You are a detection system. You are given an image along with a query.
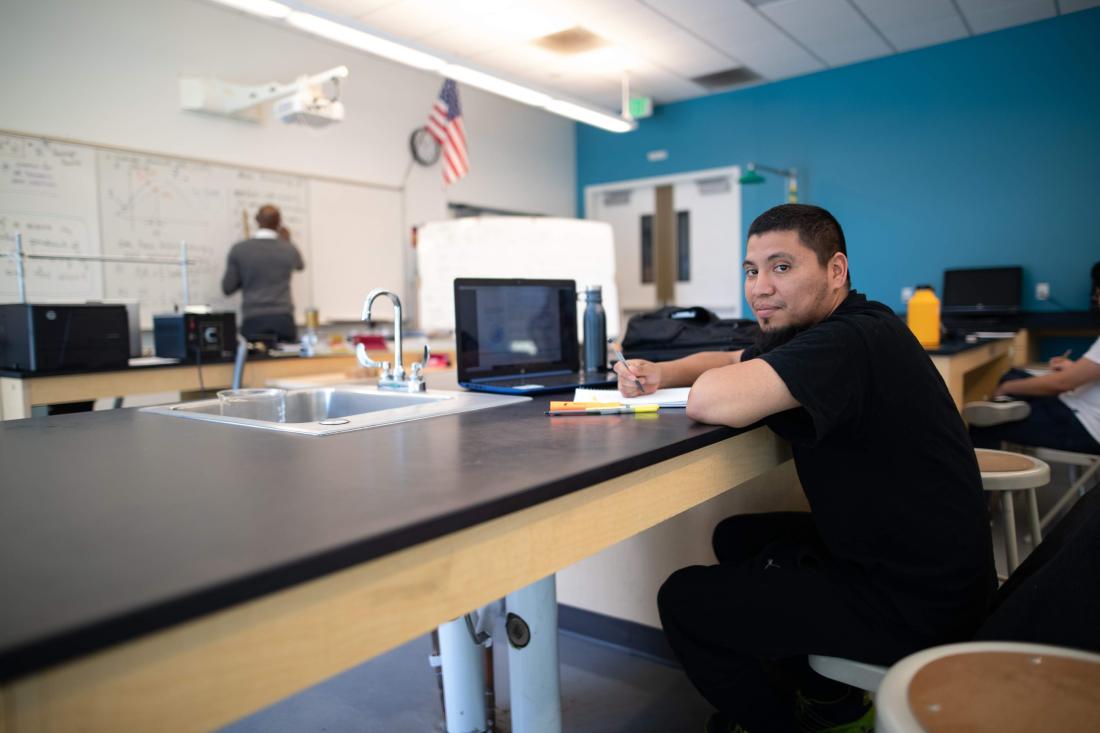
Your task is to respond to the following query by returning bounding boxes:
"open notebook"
[573,386,690,408]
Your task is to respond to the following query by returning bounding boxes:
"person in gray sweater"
[222,205,304,343]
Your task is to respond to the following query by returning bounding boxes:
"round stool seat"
[876,641,1100,732]
[975,448,1049,491]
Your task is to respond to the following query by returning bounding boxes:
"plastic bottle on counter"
[907,285,941,349]
[583,285,607,371]
[301,307,320,356]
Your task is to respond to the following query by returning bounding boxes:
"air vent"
[696,176,731,196]
[602,190,632,207]
[533,26,608,55]
[745,0,786,7]
[691,67,762,90]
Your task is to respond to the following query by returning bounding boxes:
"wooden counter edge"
[2,427,790,733]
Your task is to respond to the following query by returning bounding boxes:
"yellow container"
[907,286,941,349]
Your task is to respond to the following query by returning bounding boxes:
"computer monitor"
[942,266,1023,315]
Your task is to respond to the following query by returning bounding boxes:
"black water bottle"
[583,285,606,372]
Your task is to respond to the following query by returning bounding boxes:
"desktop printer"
[0,303,131,372]
[153,311,237,363]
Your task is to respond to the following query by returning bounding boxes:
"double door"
[586,168,742,318]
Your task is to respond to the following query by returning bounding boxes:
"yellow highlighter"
[545,404,660,416]
[549,401,622,410]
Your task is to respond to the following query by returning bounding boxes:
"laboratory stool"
[1026,448,1100,531]
[874,641,1100,733]
[974,448,1049,576]
[808,655,887,695]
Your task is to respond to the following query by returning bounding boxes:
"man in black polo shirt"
[614,204,994,732]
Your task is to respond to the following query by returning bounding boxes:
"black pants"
[657,513,926,731]
[969,370,1100,454]
[241,313,297,344]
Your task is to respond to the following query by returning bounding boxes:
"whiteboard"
[416,217,621,337]
[0,136,103,300]
[97,150,310,327]
[309,179,404,322]
[0,131,402,330]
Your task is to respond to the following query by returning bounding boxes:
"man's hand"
[1050,353,1074,372]
[614,359,661,396]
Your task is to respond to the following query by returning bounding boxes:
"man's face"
[743,230,836,332]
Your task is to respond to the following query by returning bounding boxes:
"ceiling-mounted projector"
[180,66,349,127]
[273,92,345,127]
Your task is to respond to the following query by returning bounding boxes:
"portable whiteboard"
[416,217,620,337]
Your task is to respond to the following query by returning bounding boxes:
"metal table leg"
[438,616,488,733]
[505,575,562,733]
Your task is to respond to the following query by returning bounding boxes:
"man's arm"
[997,357,1100,398]
[686,358,800,428]
[221,251,241,296]
[614,350,742,396]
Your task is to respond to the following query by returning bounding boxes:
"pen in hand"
[608,338,645,393]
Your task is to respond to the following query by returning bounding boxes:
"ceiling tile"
[654,0,825,80]
[620,59,709,103]
[1057,0,1100,11]
[416,22,517,58]
[745,51,827,80]
[303,0,400,19]
[956,0,1057,34]
[759,0,894,66]
[357,0,471,39]
[561,0,741,79]
[851,0,970,51]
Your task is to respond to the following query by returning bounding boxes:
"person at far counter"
[222,204,304,343]
[965,338,1100,455]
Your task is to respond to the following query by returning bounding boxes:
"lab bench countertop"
[0,393,740,682]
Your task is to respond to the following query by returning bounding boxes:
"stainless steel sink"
[141,386,530,435]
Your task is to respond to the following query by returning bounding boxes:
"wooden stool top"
[908,650,1100,732]
[975,450,1038,473]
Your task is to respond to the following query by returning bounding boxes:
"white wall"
[0,0,575,226]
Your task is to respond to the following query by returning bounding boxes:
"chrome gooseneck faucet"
[358,289,429,392]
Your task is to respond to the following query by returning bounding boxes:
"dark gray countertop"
[0,393,739,681]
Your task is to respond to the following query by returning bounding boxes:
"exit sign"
[628,95,653,119]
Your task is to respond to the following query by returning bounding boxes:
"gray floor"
[221,463,1090,733]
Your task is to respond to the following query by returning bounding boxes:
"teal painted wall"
[577,9,1100,315]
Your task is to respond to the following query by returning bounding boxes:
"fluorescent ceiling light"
[209,0,291,18]
[544,100,635,133]
[272,8,632,132]
[442,65,551,107]
[286,12,445,71]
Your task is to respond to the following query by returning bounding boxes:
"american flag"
[426,79,468,185]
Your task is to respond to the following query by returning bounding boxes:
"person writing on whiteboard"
[613,204,994,732]
[221,205,304,343]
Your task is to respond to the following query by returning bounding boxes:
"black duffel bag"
[621,306,759,362]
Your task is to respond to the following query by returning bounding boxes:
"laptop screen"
[454,278,579,381]
[942,266,1023,315]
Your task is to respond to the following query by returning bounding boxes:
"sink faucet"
[358,289,429,392]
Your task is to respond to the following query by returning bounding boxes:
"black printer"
[0,303,130,372]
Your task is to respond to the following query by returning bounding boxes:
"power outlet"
[1036,282,1050,301]
[901,286,914,304]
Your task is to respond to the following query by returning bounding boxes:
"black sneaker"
[963,399,1030,427]
[704,711,751,733]
[794,689,874,733]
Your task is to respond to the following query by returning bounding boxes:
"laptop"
[454,277,617,395]
[942,266,1023,335]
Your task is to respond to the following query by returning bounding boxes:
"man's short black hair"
[748,204,849,284]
